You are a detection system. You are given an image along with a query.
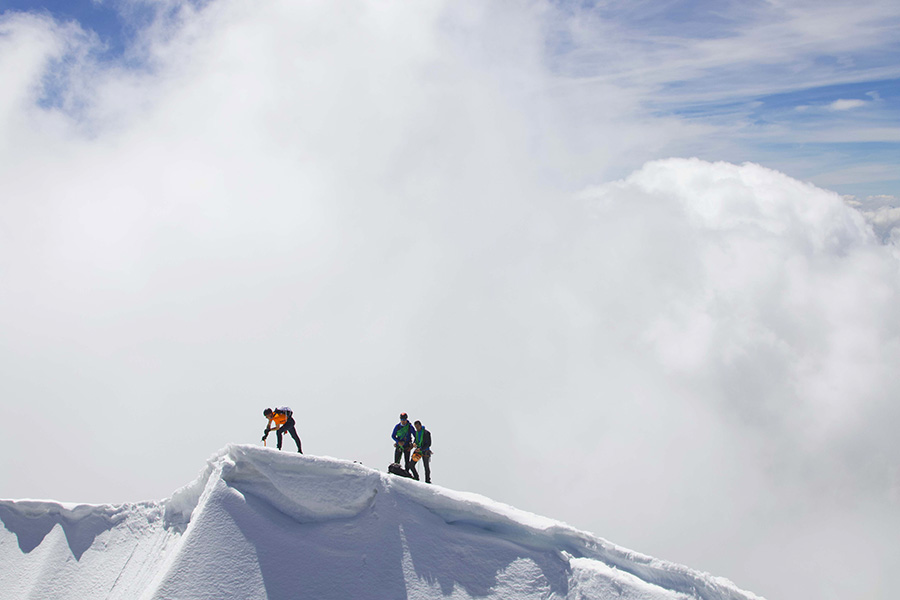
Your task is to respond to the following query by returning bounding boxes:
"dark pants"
[410,453,431,483]
[277,417,302,452]
[394,444,411,469]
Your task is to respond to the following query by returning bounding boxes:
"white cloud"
[1,3,900,600]
[846,199,900,242]
[828,98,868,111]
[575,159,900,598]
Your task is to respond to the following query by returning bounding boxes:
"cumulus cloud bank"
[1,2,899,599]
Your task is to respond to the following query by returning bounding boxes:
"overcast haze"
[1,1,899,599]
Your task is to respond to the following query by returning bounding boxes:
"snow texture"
[0,445,764,600]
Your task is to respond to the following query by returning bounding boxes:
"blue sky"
[2,0,898,199]
[1,0,132,56]
[663,77,900,197]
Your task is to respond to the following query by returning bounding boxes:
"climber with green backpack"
[409,420,432,484]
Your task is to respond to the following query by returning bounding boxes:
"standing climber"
[410,420,432,484]
[391,412,414,470]
[263,406,303,452]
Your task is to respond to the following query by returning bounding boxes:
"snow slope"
[0,445,764,600]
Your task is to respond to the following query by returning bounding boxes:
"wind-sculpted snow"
[0,499,177,599]
[221,445,382,522]
[0,445,764,600]
[0,500,127,558]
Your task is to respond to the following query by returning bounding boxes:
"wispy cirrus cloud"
[555,0,900,98]
[548,0,900,193]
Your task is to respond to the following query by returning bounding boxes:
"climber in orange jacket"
[262,406,303,452]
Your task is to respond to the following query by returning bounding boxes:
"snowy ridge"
[0,445,764,600]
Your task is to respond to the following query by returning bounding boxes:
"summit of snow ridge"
[166,444,382,527]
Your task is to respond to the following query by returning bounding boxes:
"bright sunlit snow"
[0,445,763,600]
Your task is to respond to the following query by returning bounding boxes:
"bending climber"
[262,406,303,452]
